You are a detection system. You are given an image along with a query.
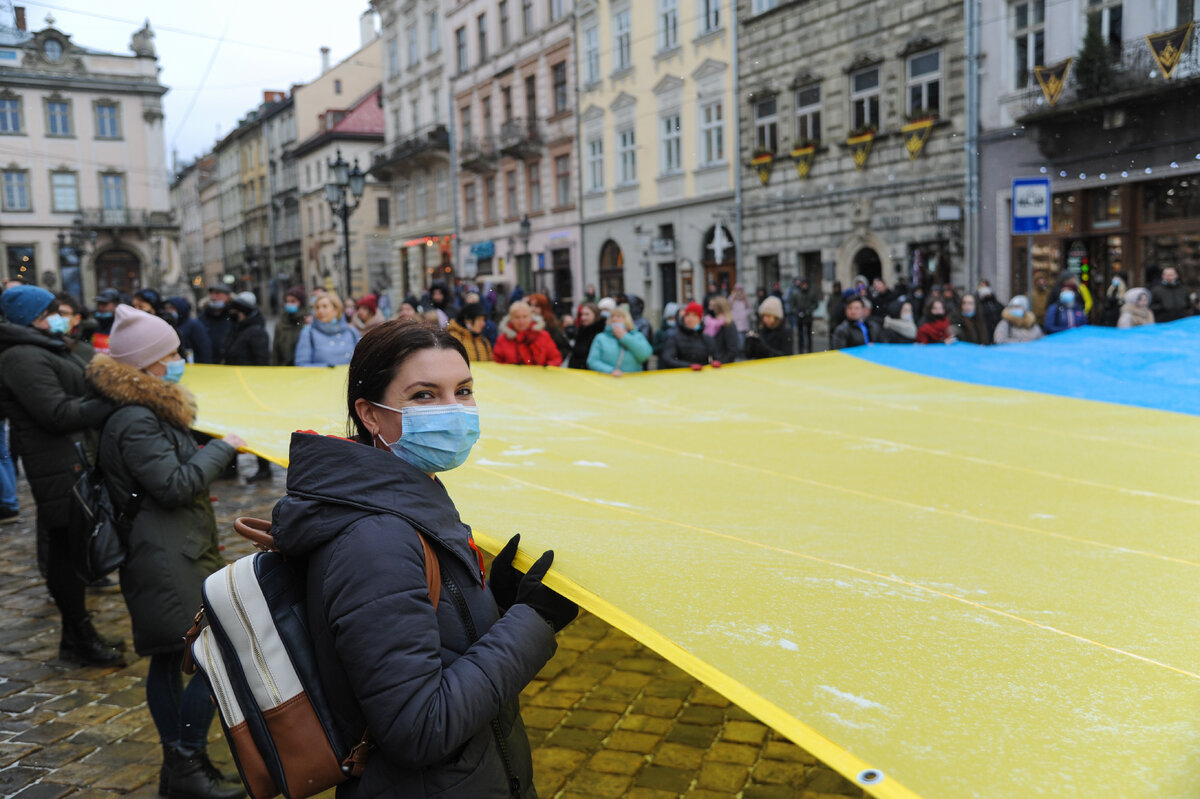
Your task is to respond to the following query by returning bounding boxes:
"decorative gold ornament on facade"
[1147,21,1194,79]
[751,152,774,185]
[901,118,934,161]
[1034,58,1073,106]
[790,144,816,179]
[846,132,873,171]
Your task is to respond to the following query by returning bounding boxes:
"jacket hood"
[272,433,478,573]
[0,320,68,354]
[627,294,645,318]
[167,295,193,321]
[86,354,197,429]
[235,309,266,331]
[498,312,545,340]
[1123,287,1151,306]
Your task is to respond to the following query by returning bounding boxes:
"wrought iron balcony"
[459,136,498,173]
[78,208,175,231]
[498,118,542,160]
[370,123,451,179]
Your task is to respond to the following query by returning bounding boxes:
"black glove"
[488,533,522,613]
[515,550,578,633]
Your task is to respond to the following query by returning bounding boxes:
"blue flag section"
[847,317,1200,417]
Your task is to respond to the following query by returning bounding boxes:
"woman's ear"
[355,398,381,438]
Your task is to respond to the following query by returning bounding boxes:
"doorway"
[94,248,142,296]
[851,247,882,283]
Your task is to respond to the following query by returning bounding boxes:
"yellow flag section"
[184,356,1200,799]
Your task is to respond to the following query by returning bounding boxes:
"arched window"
[599,239,624,298]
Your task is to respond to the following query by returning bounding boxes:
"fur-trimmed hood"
[1001,307,1036,329]
[86,354,197,429]
[498,311,546,340]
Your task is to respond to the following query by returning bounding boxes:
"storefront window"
[1088,187,1121,230]
[1141,176,1200,223]
[1052,192,1075,233]
[1143,232,1200,287]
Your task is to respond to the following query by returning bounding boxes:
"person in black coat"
[660,301,715,369]
[744,296,793,359]
[0,285,121,666]
[198,286,233,363]
[567,302,606,369]
[831,296,883,349]
[273,321,575,798]
[163,295,212,364]
[223,291,272,482]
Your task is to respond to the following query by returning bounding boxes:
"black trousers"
[40,519,86,627]
[796,315,814,353]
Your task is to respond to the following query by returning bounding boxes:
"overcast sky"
[19,0,369,167]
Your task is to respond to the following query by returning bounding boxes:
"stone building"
[979,0,1200,301]
[168,153,213,294]
[262,96,301,303]
[737,0,965,294]
[0,6,175,301]
[447,0,581,301]
[575,0,737,313]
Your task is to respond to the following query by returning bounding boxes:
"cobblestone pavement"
[1,455,868,799]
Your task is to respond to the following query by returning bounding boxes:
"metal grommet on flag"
[856,769,884,786]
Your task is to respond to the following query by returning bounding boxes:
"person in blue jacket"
[1043,285,1088,334]
[295,291,360,366]
[273,320,576,798]
[163,295,212,363]
[587,305,652,376]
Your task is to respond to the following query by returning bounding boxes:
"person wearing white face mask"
[0,284,121,665]
[87,305,246,799]
[271,320,576,798]
[992,295,1044,344]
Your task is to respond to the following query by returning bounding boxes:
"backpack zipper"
[442,575,522,798]
[226,564,282,705]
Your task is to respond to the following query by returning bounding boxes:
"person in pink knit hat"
[85,305,247,799]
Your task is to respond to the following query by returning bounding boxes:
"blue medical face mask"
[371,401,480,473]
[95,311,113,320]
[284,303,300,314]
[46,314,71,335]
[161,359,186,384]
[1011,308,1025,318]
[1060,290,1076,306]
[963,309,976,318]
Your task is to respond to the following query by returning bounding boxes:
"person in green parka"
[86,305,246,799]
[271,285,307,366]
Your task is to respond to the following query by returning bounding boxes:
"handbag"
[69,441,143,582]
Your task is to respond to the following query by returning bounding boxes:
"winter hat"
[683,301,704,318]
[1,285,55,327]
[95,288,122,304]
[285,286,306,304]
[230,291,257,314]
[1008,295,1030,312]
[758,295,784,319]
[109,305,180,369]
[358,293,378,314]
[597,297,617,314]
[134,288,162,308]
[208,284,232,296]
[662,301,680,324]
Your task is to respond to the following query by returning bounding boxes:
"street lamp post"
[324,148,367,298]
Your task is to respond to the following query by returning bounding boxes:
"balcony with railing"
[459,136,498,173]
[498,118,542,160]
[370,123,451,179]
[78,208,175,231]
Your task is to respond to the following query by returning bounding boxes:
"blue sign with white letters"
[1012,178,1051,234]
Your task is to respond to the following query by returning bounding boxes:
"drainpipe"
[731,1,744,290]
[964,0,980,288]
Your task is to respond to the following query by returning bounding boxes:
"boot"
[81,614,126,651]
[59,616,125,667]
[161,746,244,799]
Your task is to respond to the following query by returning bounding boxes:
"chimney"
[14,5,25,31]
[359,10,377,47]
[320,46,331,74]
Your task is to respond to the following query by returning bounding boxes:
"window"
[525,76,537,119]
[584,26,600,85]
[618,128,636,184]
[700,0,720,33]
[906,50,941,118]
[51,171,78,212]
[661,114,681,173]
[44,39,62,61]
[436,168,449,213]
[522,0,535,35]
[388,37,400,77]
[485,175,497,221]
[397,183,409,223]
[482,96,493,136]
[0,97,21,133]
[408,25,419,66]
[500,0,511,47]
[555,154,571,206]
[101,173,125,210]
[415,175,427,218]
[460,106,473,144]
[334,79,343,95]
[432,88,441,123]
[752,0,776,14]
[552,62,568,113]
[794,85,821,144]
[464,181,478,226]
[478,13,488,62]
[1087,0,1123,59]
[700,100,724,164]
[587,138,604,190]
[2,171,29,211]
[502,86,513,121]
[6,246,34,281]
[659,0,679,51]
[377,197,390,227]
[754,97,778,153]
[614,10,632,70]
[428,11,440,53]
[850,67,880,131]
[392,108,401,138]
[95,102,120,139]
[46,100,71,136]
[455,27,468,72]
[527,160,542,210]
[550,0,565,21]
[1012,0,1045,89]
[506,169,518,216]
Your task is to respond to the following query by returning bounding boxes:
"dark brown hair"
[346,319,470,444]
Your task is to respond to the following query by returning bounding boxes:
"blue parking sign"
[1012,178,1051,234]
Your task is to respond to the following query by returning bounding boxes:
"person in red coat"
[493,300,564,366]
[916,298,957,344]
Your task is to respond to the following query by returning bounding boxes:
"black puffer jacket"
[744,322,792,360]
[273,433,555,798]
[222,310,270,366]
[568,318,606,369]
[660,326,714,368]
[0,322,112,528]
[87,355,235,655]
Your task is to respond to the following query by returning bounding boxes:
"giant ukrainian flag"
[183,319,1200,799]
